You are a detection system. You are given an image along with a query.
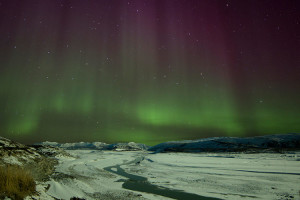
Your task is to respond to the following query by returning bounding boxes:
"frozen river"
[46,150,300,200]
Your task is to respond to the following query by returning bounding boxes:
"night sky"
[0,0,299,145]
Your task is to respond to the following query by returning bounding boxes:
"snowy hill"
[0,136,62,199]
[106,142,149,151]
[36,134,300,152]
[0,136,42,165]
[36,141,149,151]
[0,136,71,173]
[36,141,108,150]
[148,133,300,153]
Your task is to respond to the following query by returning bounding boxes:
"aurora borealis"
[0,0,299,145]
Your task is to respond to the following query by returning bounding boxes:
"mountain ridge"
[34,133,300,153]
[149,133,300,153]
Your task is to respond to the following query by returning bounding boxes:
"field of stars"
[0,0,299,145]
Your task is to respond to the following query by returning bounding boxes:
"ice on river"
[46,150,300,200]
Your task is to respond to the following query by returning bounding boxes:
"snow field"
[46,150,300,200]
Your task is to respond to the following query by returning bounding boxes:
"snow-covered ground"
[2,134,299,199]
[46,150,300,200]
[46,150,169,200]
[135,152,300,200]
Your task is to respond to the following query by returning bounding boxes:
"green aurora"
[0,0,299,145]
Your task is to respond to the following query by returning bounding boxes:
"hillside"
[0,136,69,199]
[149,133,300,153]
[36,141,149,151]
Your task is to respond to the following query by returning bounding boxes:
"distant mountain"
[36,141,149,151]
[106,142,149,151]
[35,133,300,153]
[36,141,108,150]
[148,133,300,153]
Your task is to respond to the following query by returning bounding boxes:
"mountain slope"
[148,133,300,153]
[0,136,43,166]
[36,141,149,151]
[0,136,61,199]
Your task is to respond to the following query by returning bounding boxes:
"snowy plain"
[46,150,168,200]
[46,150,300,200]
